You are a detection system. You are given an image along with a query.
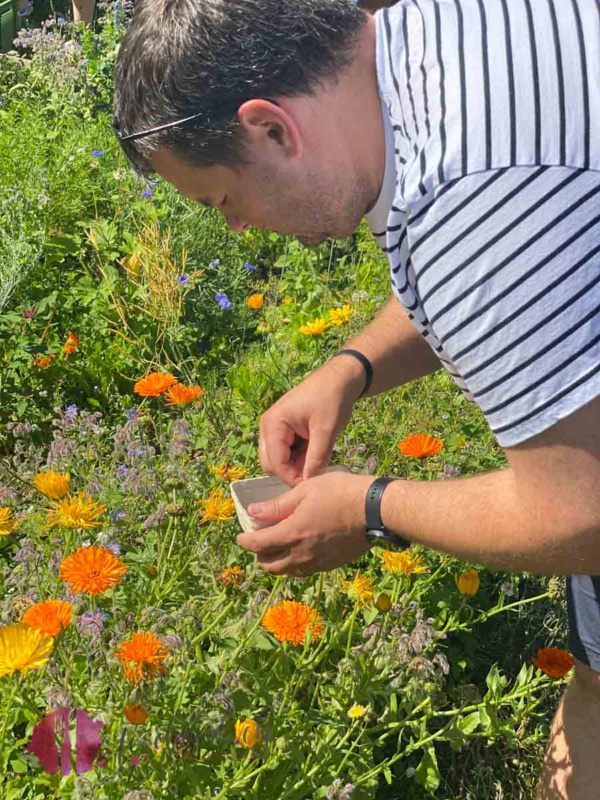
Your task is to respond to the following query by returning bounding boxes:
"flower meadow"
[0,4,573,799]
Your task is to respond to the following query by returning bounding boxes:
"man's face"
[151,138,373,246]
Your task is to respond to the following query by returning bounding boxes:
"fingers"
[237,519,297,555]
[302,424,334,481]
[259,414,303,486]
[247,484,302,524]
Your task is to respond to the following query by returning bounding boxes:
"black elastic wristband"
[332,349,373,398]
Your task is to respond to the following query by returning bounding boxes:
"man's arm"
[380,394,600,576]
[334,296,442,395]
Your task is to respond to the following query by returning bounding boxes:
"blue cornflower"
[116,464,129,479]
[208,259,221,269]
[142,186,153,199]
[126,407,139,423]
[244,262,257,271]
[92,150,105,158]
[215,293,232,310]
[177,274,190,286]
[106,541,122,556]
[110,509,127,524]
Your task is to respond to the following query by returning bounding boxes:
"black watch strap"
[365,476,395,531]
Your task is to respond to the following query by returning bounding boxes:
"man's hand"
[258,356,366,487]
[237,471,374,577]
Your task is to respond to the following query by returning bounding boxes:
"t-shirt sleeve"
[406,165,600,447]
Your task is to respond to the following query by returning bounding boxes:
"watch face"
[366,529,410,552]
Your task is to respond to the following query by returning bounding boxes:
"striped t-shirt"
[366,0,600,447]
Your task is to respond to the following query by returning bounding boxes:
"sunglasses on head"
[112,99,279,143]
[112,111,205,142]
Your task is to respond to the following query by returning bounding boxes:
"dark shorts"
[567,575,600,673]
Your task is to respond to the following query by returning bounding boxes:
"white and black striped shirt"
[366,0,600,446]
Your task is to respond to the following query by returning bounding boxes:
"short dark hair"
[113,0,367,176]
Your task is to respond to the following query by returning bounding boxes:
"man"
[113,0,600,796]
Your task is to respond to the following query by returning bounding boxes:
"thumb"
[247,485,302,523]
[302,426,335,481]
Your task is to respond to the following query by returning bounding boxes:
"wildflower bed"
[0,5,572,799]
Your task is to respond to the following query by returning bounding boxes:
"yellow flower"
[341,573,374,608]
[235,718,263,749]
[378,550,429,575]
[246,293,264,310]
[347,704,368,720]
[198,489,236,523]
[0,624,53,677]
[298,317,331,336]
[455,569,480,597]
[210,463,248,482]
[281,296,294,306]
[328,304,354,326]
[374,592,392,613]
[33,470,71,500]
[46,492,106,530]
[0,507,18,536]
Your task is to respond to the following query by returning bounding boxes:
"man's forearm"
[340,296,442,396]
[380,469,599,576]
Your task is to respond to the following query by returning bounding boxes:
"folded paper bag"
[230,465,351,533]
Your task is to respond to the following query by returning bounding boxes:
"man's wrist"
[327,350,369,401]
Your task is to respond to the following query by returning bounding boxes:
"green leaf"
[415,746,441,792]
[389,693,398,715]
[457,710,480,735]
[383,766,393,785]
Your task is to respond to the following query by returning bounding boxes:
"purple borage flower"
[177,274,190,286]
[91,150,105,158]
[244,262,257,271]
[215,293,232,310]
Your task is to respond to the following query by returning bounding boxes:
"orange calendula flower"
[398,434,444,458]
[262,600,324,646]
[328,304,354,326]
[217,565,245,587]
[378,550,428,575]
[210,463,248,482]
[298,317,331,337]
[0,624,53,678]
[246,293,264,310]
[531,647,574,679]
[455,569,480,597]
[22,599,72,638]
[341,573,374,608]
[164,383,205,406]
[0,507,18,536]
[46,492,105,529]
[33,469,70,500]
[124,703,149,724]
[33,353,55,368]
[235,718,263,748]
[61,546,128,595]
[116,632,170,684]
[134,372,177,397]
[198,489,236,523]
[63,332,80,356]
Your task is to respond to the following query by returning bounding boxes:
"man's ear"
[237,99,302,158]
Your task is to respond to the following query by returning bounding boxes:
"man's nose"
[225,213,248,233]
